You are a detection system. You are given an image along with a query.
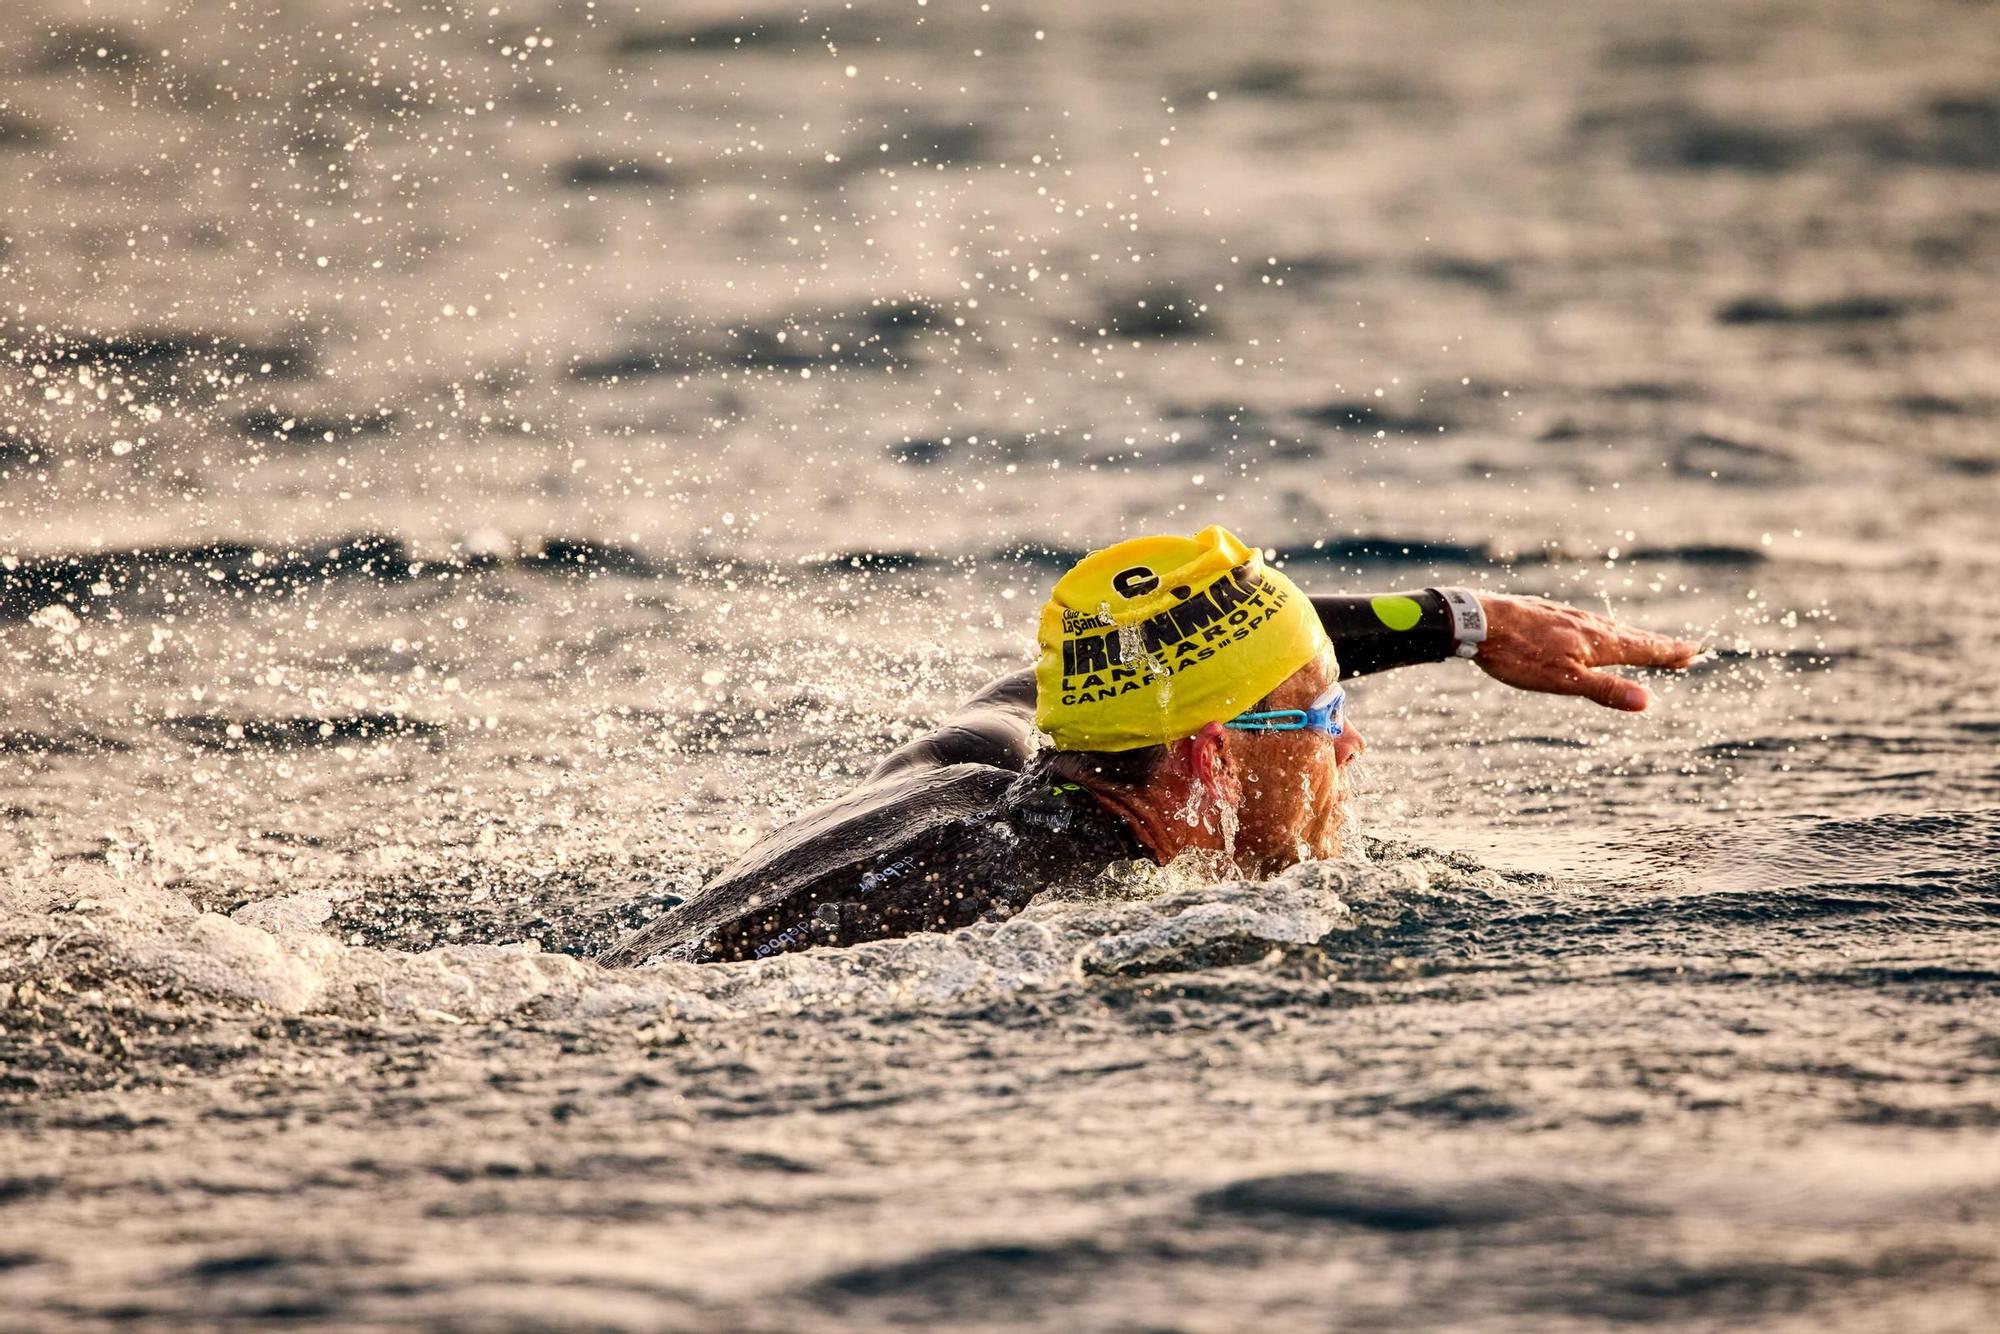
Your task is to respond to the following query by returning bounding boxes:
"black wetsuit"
[599,590,1459,966]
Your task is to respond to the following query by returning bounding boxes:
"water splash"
[4,851,1449,1026]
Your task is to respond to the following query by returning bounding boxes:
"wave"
[0,728,130,756]
[19,327,313,379]
[1582,93,2000,174]
[164,712,444,751]
[567,299,946,381]
[1468,808,2000,960]
[0,533,665,620]
[1299,400,1453,436]
[1716,295,1932,325]
[0,534,413,620]
[613,11,883,59]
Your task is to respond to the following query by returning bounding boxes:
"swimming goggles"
[1222,683,1345,738]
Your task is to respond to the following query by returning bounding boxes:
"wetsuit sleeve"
[1313,591,1459,679]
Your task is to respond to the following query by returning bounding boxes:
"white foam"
[12,854,1438,1026]
[230,886,343,934]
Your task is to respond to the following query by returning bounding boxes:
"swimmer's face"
[1222,644,1365,873]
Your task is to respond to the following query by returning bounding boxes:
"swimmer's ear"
[1186,722,1244,805]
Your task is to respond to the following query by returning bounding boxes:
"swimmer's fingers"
[1565,626,1703,711]
[1485,648,1654,711]
[1567,666,1654,713]
[1474,594,1699,711]
[1591,623,1703,672]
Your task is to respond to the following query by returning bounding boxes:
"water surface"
[2,0,1997,1327]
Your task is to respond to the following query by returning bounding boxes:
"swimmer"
[600,526,1699,965]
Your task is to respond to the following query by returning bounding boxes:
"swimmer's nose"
[1335,720,1366,767]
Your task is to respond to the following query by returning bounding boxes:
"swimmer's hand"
[1474,594,1701,711]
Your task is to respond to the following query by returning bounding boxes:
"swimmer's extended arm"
[1317,590,1702,710]
[865,590,1703,782]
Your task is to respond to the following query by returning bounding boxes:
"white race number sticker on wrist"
[1437,587,1486,656]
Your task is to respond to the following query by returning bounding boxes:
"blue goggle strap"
[1224,686,1344,734]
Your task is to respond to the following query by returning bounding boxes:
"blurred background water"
[2,0,1997,1328]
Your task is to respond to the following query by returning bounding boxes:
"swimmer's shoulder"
[597,761,1017,967]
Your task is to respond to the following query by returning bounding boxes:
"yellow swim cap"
[1034,525,1330,752]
